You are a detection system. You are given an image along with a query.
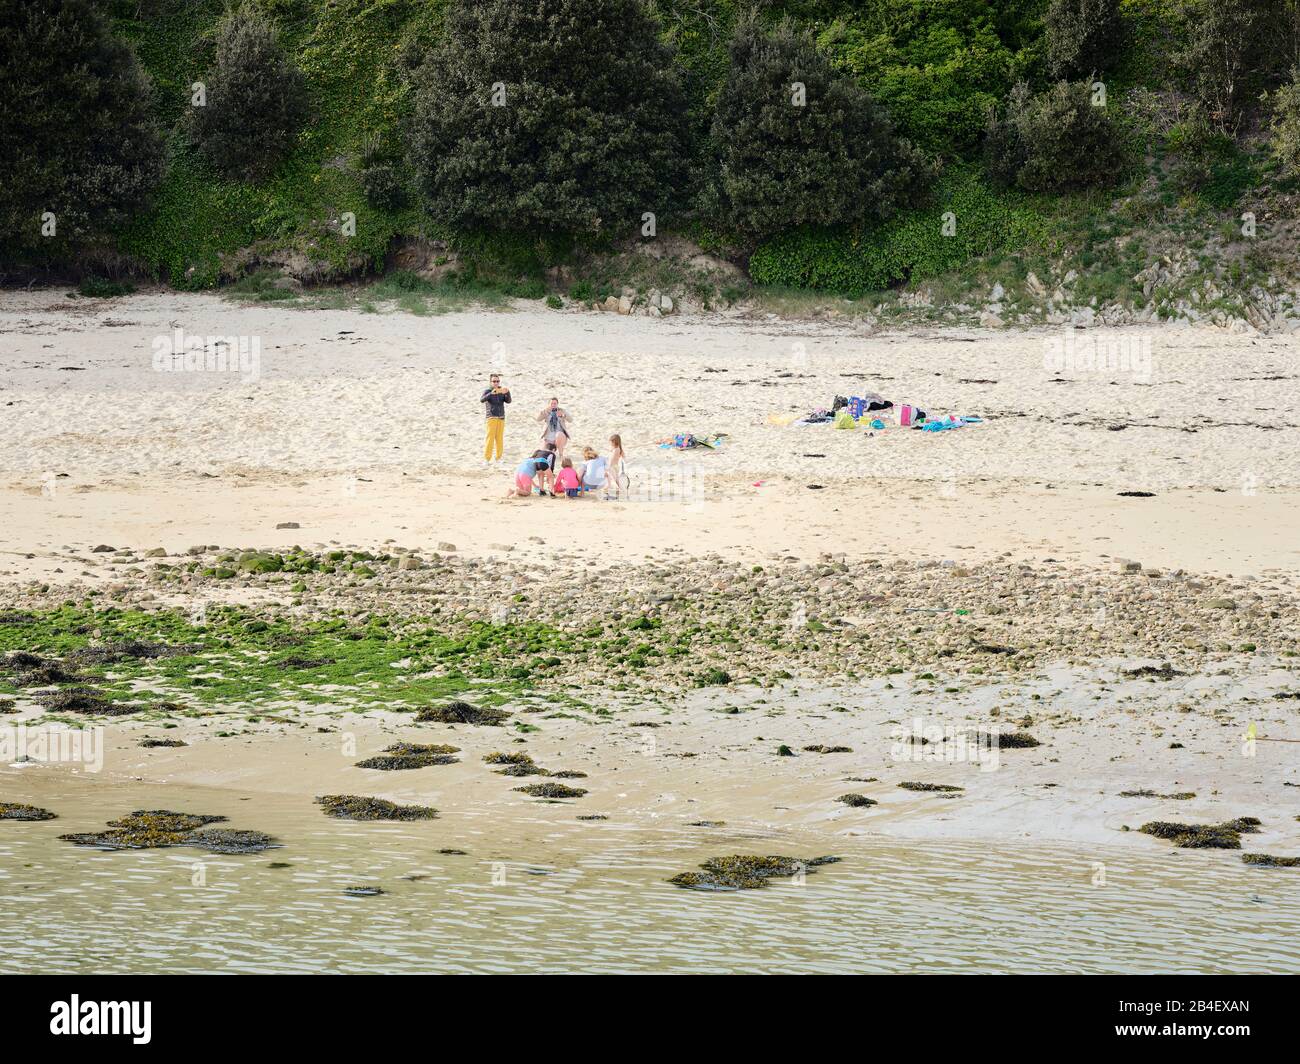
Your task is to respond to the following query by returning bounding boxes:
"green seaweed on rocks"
[1139,818,1262,850]
[1242,853,1300,867]
[836,793,877,808]
[1124,664,1185,680]
[316,795,438,821]
[416,701,510,725]
[804,744,852,753]
[898,781,964,792]
[514,782,587,799]
[58,809,276,852]
[139,738,188,748]
[343,886,385,897]
[70,641,199,665]
[669,854,842,891]
[355,743,460,770]
[186,829,278,854]
[484,751,549,776]
[483,751,533,764]
[985,731,1040,748]
[35,687,126,715]
[1119,789,1195,799]
[0,802,56,821]
[5,652,82,687]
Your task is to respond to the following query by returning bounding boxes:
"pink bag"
[899,404,918,427]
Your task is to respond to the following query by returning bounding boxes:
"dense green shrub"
[709,13,929,244]
[1165,113,1253,205]
[1269,68,1300,180]
[0,0,164,257]
[356,134,407,211]
[985,80,1127,192]
[1044,0,1123,78]
[748,168,1043,293]
[188,4,309,182]
[1177,0,1285,130]
[407,0,688,240]
[817,2,1038,158]
[78,276,137,298]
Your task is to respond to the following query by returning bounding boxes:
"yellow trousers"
[484,418,505,460]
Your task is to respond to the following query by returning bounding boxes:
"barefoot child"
[505,453,544,498]
[554,457,582,499]
[604,434,626,500]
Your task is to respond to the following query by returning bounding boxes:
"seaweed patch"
[485,751,549,777]
[416,701,510,726]
[898,781,964,792]
[669,854,841,891]
[804,744,852,753]
[316,794,438,821]
[35,687,128,715]
[186,828,278,854]
[1139,818,1262,850]
[1242,853,1300,868]
[836,793,877,808]
[1119,789,1195,800]
[355,742,460,770]
[514,782,587,799]
[58,809,276,853]
[70,641,199,665]
[0,801,57,821]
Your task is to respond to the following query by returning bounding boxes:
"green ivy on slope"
[111,0,439,287]
[748,167,1047,292]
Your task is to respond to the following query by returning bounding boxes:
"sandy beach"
[2,290,1298,972]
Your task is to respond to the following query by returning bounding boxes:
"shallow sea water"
[2,781,1296,974]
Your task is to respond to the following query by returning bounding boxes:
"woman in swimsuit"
[537,398,573,459]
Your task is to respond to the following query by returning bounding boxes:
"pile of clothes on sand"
[786,393,983,433]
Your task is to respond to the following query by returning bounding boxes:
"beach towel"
[919,415,982,432]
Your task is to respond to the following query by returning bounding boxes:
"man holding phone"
[481,373,511,462]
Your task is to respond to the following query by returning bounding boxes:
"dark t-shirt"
[481,387,511,419]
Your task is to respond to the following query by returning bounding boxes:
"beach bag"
[899,404,927,427]
[848,396,867,421]
[834,411,856,430]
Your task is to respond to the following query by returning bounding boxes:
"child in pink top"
[554,458,582,498]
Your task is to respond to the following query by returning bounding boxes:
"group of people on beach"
[480,373,626,500]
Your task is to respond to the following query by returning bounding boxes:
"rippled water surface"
[2,786,1296,973]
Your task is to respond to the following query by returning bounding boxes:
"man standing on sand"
[481,373,511,463]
